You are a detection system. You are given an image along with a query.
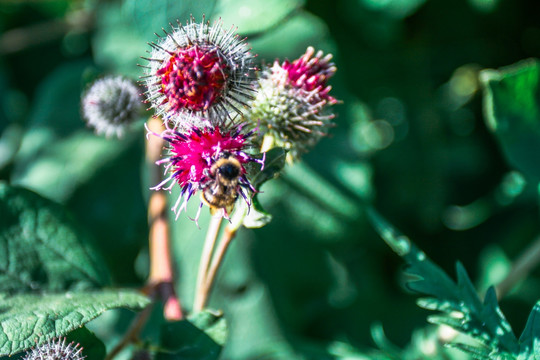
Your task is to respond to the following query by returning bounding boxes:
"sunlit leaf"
[0,289,150,356]
[212,0,303,35]
[123,0,217,38]
[368,208,520,357]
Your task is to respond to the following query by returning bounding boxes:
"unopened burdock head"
[81,76,142,138]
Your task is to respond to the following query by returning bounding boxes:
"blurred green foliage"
[2,0,540,359]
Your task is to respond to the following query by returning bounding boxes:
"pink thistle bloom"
[147,120,263,221]
[278,46,337,104]
[141,16,257,130]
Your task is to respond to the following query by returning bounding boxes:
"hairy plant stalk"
[496,234,540,299]
[193,214,223,312]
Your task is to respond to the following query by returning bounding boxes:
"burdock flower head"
[142,16,257,130]
[147,119,263,221]
[246,46,338,160]
[23,338,85,360]
[81,76,143,138]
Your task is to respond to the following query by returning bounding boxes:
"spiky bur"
[245,46,338,160]
[23,338,85,360]
[141,16,257,131]
[81,76,143,138]
[146,120,263,222]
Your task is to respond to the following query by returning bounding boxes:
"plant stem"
[197,224,238,310]
[147,191,183,320]
[146,117,183,320]
[496,234,540,299]
[195,201,249,310]
[193,214,223,312]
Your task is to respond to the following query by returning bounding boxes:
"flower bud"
[81,76,143,138]
[246,47,338,160]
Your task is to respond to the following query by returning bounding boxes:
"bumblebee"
[202,153,243,212]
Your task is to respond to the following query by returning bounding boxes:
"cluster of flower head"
[23,337,85,360]
[136,16,338,220]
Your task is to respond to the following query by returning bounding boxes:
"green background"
[2,0,540,358]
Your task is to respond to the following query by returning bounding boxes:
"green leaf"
[447,343,492,360]
[480,59,540,181]
[157,309,226,360]
[367,208,520,357]
[518,300,540,359]
[0,289,150,356]
[242,196,272,229]
[123,0,217,39]
[367,208,456,299]
[246,147,287,190]
[236,148,285,229]
[0,183,109,293]
[189,310,228,345]
[212,0,303,35]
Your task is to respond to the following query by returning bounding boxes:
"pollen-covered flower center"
[157,45,229,112]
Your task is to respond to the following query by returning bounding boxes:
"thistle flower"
[141,16,256,130]
[246,47,338,160]
[81,76,143,138]
[147,120,263,221]
[23,338,85,360]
